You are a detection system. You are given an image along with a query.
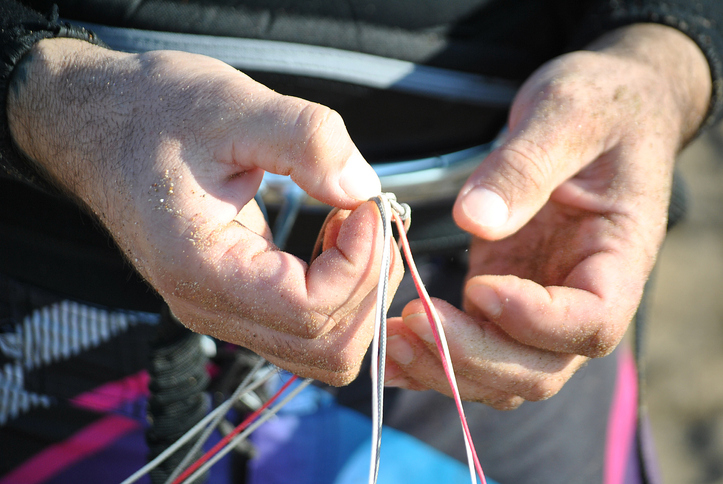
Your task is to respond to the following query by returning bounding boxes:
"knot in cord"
[380,192,411,230]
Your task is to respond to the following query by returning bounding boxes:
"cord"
[368,194,394,484]
[123,191,486,484]
[392,210,486,484]
[121,362,276,484]
[163,358,268,484]
[173,376,313,484]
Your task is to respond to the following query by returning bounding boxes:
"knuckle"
[482,394,524,411]
[524,376,564,402]
[321,351,364,383]
[325,368,361,387]
[497,139,554,194]
[541,77,577,104]
[295,310,338,340]
[293,103,346,162]
[498,398,524,411]
[529,72,586,117]
[579,325,623,358]
[454,351,478,375]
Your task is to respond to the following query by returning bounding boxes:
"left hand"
[384,24,712,408]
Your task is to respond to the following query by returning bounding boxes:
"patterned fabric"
[0,274,160,480]
[1,299,158,425]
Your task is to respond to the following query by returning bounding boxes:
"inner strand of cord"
[368,194,395,484]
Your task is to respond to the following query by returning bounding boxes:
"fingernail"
[384,378,410,389]
[403,313,434,344]
[460,186,509,228]
[339,149,381,201]
[467,284,503,319]
[387,335,414,365]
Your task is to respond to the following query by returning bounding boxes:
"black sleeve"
[577,0,723,131]
[0,0,102,189]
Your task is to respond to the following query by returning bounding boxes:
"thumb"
[453,109,605,240]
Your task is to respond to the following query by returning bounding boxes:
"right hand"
[7,38,403,385]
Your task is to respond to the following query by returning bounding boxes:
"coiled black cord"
[146,306,210,484]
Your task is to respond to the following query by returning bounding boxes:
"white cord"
[121,361,275,484]
[163,359,270,484]
[124,194,404,484]
[121,191,486,484]
[368,194,394,484]
[179,378,314,484]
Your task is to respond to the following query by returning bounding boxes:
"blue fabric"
[335,427,499,484]
[248,377,500,484]
[248,379,370,484]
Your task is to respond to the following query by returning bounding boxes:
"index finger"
[386,298,585,405]
[224,86,381,207]
[186,201,387,335]
[163,200,404,383]
[464,248,643,358]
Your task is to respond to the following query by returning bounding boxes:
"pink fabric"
[70,371,149,412]
[1,372,149,484]
[604,348,638,484]
[0,414,140,484]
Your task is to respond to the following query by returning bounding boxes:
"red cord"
[172,375,299,484]
[172,205,486,484]
[393,213,487,484]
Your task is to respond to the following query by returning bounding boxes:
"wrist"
[587,23,712,146]
[7,38,136,211]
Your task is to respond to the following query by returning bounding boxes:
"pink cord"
[172,198,486,484]
[393,213,487,484]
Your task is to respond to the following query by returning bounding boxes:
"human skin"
[7,39,403,386]
[384,23,712,409]
[6,23,711,404]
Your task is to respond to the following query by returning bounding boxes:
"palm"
[467,200,610,287]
